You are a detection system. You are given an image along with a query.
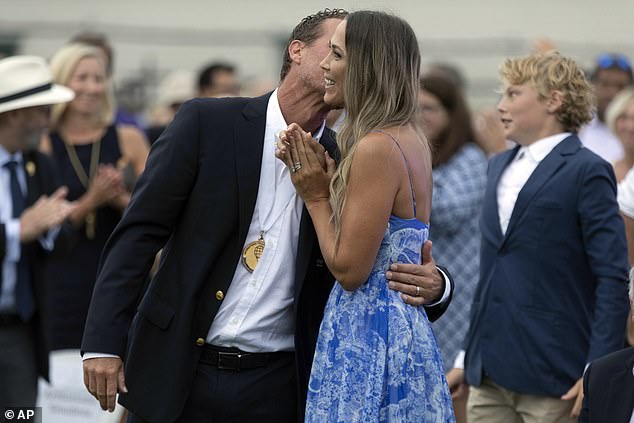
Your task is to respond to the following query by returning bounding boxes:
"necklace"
[63,137,102,239]
[240,130,297,272]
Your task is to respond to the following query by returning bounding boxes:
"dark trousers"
[127,351,297,423]
[0,320,38,407]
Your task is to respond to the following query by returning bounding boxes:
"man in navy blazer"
[580,269,634,423]
[80,9,453,423]
[448,52,630,423]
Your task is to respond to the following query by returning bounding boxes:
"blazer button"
[195,337,205,346]
[215,290,224,301]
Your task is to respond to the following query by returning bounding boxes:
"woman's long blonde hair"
[330,11,424,246]
[49,43,115,129]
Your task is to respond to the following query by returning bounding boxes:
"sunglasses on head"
[596,53,632,71]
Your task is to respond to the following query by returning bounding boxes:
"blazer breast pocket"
[532,199,572,240]
[533,199,564,210]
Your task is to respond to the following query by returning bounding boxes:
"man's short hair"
[590,53,633,83]
[499,51,594,133]
[279,8,348,81]
[197,62,235,93]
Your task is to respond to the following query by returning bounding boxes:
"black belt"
[0,313,22,328]
[200,345,291,371]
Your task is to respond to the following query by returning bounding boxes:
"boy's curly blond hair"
[500,51,595,133]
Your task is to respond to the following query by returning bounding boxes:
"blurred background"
[3,0,634,121]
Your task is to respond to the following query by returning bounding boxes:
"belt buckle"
[217,352,241,371]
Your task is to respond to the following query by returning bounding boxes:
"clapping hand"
[19,186,74,242]
[87,165,125,208]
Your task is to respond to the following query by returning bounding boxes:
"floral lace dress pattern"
[305,215,455,422]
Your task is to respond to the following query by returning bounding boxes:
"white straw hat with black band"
[0,55,75,114]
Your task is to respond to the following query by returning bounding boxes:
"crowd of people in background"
[2,9,634,422]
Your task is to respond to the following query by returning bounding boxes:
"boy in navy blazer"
[448,51,630,423]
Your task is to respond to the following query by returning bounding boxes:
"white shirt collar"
[267,89,287,137]
[521,132,571,162]
[313,120,326,140]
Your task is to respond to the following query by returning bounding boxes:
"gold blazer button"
[195,338,205,346]
[215,290,224,301]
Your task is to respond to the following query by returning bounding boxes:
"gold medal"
[242,234,265,273]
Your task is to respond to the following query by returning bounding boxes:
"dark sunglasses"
[596,53,632,71]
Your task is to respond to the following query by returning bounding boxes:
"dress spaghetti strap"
[372,130,417,217]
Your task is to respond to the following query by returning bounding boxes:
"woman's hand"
[69,164,126,227]
[276,123,328,170]
[277,124,336,205]
[86,165,125,208]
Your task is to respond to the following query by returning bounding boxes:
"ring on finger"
[415,286,420,297]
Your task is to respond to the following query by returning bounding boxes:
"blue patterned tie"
[3,160,35,321]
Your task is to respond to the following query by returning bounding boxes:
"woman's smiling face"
[320,19,347,108]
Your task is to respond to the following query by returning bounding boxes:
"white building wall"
[2,0,633,110]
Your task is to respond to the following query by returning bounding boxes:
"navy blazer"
[580,347,634,423]
[464,135,630,397]
[81,93,452,422]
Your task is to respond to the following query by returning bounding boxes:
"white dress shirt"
[497,133,571,235]
[207,90,325,352]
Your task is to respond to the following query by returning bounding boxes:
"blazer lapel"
[467,149,517,356]
[500,135,579,247]
[482,147,518,246]
[234,93,271,245]
[294,209,315,302]
[320,128,339,164]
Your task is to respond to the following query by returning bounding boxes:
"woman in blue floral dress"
[277,10,454,423]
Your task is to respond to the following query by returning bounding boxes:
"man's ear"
[547,90,564,113]
[288,40,304,66]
